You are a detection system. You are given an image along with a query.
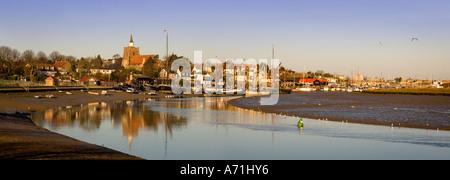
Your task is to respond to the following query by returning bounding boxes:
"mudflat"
[0,90,152,160]
[228,91,450,130]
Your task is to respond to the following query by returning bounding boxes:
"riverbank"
[0,90,154,160]
[361,88,450,96]
[228,91,450,130]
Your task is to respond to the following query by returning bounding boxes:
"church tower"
[122,34,140,68]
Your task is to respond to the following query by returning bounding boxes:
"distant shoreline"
[361,88,450,96]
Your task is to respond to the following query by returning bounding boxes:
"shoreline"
[228,91,450,131]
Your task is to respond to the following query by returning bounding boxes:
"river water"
[31,96,450,160]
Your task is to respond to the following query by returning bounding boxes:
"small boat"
[45,95,54,98]
[101,90,109,95]
[280,88,292,94]
[66,92,73,95]
[126,88,135,93]
[88,92,99,95]
[34,95,42,99]
[298,87,312,92]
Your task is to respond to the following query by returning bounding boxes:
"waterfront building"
[45,76,59,86]
[80,77,100,86]
[298,78,328,86]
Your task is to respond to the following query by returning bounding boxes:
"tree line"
[0,45,125,82]
[0,45,184,84]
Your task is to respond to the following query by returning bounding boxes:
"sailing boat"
[274,44,291,94]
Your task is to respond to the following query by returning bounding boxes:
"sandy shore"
[228,91,450,130]
[0,90,154,160]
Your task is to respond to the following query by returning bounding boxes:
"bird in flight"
[411,38,419,42]
[378,42,384,47]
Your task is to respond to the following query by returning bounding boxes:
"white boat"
[34,95,42,99]
[323,87,329,91]
[336,87,341,91]
[66,92,73,95]
[347,89,353,92]
[126,88,135,93]
[330,88,336,91]
[298,87,312,92]
[205,88,217,94]
[88,92,99,95]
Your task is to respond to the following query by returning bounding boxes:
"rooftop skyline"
[1,0,449,79]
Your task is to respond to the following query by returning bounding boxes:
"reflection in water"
[32,97,450,160]
[33,99,188,149]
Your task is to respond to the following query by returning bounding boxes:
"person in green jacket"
[297,118,304,128]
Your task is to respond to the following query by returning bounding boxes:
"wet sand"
[0,90,152,160]
[228,91,450,130]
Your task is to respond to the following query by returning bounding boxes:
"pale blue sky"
[1,0,449,79]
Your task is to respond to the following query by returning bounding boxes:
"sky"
[1,0,449,79]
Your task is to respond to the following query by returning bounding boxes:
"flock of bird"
[378,37,419,47]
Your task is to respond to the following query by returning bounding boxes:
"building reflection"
[33,99,188,148]
[31,96,289,158]
[32,96,276,151]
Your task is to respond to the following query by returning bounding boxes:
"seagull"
[378,42,384,47]
[411,38,419,42]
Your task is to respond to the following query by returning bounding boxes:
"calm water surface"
[32,97,450,160]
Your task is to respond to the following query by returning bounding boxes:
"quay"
[0,86,113,93]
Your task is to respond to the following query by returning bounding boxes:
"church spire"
[129,34,134,47]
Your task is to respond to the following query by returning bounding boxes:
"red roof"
[53,61,68,67]
[130,55,154,65]
[80,77,100,82]
[46,76,59,81]
[298,78,328,83]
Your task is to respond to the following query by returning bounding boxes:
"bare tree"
[0,46,21,73]
[112,54,121,59]
[21,49,35,61]
[24,62,39,82]
[49,51,62,63]
[8,49,20,73]
[112,54,122,65]
[0,46,12,73]
[65,55,77,62]
[37,51,48,63]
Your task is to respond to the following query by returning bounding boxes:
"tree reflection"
[32,99,188,147]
